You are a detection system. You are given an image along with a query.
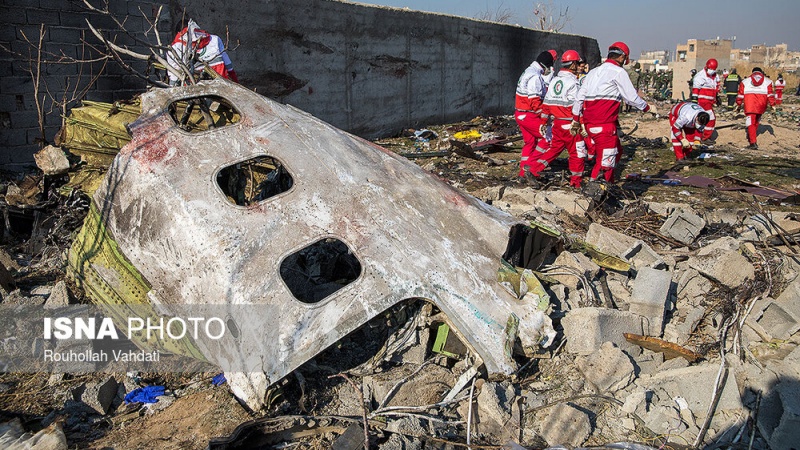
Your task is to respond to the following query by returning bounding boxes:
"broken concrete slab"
[72,377,119,415]
[635,363,742,422]
[476,381,516,428]
[688,249,755,289]
[561,307,644,356]
[739,212,800,241]
[0,418,68,450]
[621,240,666,270]
[43,281,70,309]
[574,342,636,392]
[34,145,70,176]
[659,209,706,245]
[675,268,711,305]
[540,190,591,216]
[629,267,673,336]
[549,251,600,291]
[697,236,741,256]
[753,279,800,340]
[757,380,800,450]
[538,403,591,447]
[585,222,638,258]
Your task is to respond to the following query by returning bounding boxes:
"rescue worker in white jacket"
[527,50,588,188]
[571,42,655,182]
[515,50,556,179]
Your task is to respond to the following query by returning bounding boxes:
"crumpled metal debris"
[68,79,557,410]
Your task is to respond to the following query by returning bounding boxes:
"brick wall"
[0,0,171,169]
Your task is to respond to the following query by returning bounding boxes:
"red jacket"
[736,72,776,114]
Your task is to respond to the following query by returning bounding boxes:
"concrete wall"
[1,0,599,168]
[179,0,600,139]
[0,0,171,168]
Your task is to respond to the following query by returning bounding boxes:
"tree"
[530,1,571,32]
[473,2,514,24]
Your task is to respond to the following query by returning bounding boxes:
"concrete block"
[754,287,800,340]
[542,190,591,216]
[660,210,705,245]
[605,272,631,306]
[539,403,591,447]
[739,213,800,241]
[34,145,70,176]
[585,222,638,258]
[622,240,666,270]
[637,364,742,421]
[629,267,673,336]
[44,281,70,309]
[574,342,636,392]
[476,381,515,426]
[697,236,740,256]
[758,380,800,450]
[73,377,118,415]
[676,269,711,305]
[550,251,599,291]
[561,307,644,356]
[688,250,754,289]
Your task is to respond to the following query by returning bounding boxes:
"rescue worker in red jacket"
[774,74,786,105]
[668,102,710,161]
[691,59,718,141]
[166,19,239,85]
[571,42,656,183]
[525,50,588,188]
[736,67,776,149]
[515,50,556,179]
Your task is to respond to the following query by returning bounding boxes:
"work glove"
[692,139,702,150]
[580,124,588,138]
[569,120,581,136]
[539,124,547,137]
[680,138,691,148]
[647,103,658,117]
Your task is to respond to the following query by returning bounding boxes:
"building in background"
[731,43,799,72]
[638,50,670,72]
[671,38,732,101]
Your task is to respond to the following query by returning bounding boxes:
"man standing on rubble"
[668,102,710,161]
[570,42,656,183]
[525,50,588,188]
[515,50,557,181]
[166,19,239,86]
[736,67,776,149]
[691,59,719,141]
[774,74,786,105]
[724,68,740,109]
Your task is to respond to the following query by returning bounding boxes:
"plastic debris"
[124,385,166,404]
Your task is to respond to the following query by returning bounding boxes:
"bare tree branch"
[531,1,571,32]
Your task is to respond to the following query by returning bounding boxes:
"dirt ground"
[1,91,799,449]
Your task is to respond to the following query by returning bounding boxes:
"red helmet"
[705,58,718,70]
[609,41,630,64]
[561,50,582,64]
[548,49,558,61]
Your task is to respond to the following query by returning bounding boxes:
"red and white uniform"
[572,59,649,182]
[668,102,706,160]
[526,70,587,187]
[775,78,786,104]
[515,62,549,177]
[167,25,238,84]
[691,69,718,139]
[736,72,776,146]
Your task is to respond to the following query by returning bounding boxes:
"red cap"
[561,50,582,64]
[609,41,630,64]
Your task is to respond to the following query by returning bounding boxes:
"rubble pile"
[2,92,800,449]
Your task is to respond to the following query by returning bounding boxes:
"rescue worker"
[775,74,786,105]
[625,62,642,112]
[687,69,697,92]
[166,19,238,86]
[543,49,558,87]
[571,41,656,183]
[691,59,719,141]
[736,67,776,149]
[525,50,588,187]
[724,68,740,109]
[668,102,710,161]
[515,50,556,179]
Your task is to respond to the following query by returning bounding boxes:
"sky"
[354,0,800,60]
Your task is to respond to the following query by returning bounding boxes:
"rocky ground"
[1,93,799,449]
